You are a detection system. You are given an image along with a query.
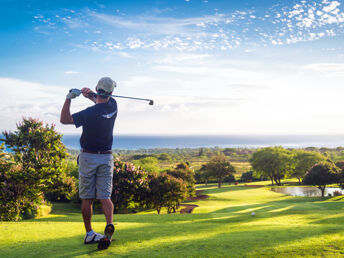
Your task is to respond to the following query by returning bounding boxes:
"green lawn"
[231,161,251,177]
[1,183,344,257]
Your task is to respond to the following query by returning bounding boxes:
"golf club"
[69,89,154,105]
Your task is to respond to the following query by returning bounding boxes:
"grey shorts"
[78,152,114,200]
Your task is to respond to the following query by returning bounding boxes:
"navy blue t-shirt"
[72,98,117,152]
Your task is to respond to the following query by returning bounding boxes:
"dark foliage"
[0,118,70,221]
[303,162,340,197]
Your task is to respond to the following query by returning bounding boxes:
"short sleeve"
[72,109,88,128]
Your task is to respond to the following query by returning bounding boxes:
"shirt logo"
[102,110,117,119]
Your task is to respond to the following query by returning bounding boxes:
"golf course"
[1,181,344,257]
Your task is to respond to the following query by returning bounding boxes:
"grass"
[158,160,251,178]
[1,182,344,257]
[231,161,251,176]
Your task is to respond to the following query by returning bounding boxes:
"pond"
[271,187,344,197]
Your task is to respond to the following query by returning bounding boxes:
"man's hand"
[67,89,81,100]
[82,88,96,103]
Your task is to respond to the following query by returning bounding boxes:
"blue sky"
[1,0,344,135]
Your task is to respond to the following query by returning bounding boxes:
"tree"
[147,173,187,214]
[335,161,344,171]
[223,148,236,156]
[166,162,195,196]
[335,161,344,189]
[158,153,171,161]
[195,165,212,185]
[240,171,264,182]
[250,146,293,186]
[164,176,188,213]
[202,153,236,188]
[303,162,339,197]
[1,118,67,221]
[292,150,327,184]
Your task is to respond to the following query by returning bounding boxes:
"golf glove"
[66,89,81,100]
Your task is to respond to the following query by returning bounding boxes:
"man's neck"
[96,97,110,104]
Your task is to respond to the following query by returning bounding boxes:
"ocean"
[62,134,344,150]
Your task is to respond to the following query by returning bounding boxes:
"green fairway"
[1,183,344,257]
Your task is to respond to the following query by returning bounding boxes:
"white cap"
[96,77,116,94]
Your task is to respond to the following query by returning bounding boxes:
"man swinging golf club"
[60,77,117,250]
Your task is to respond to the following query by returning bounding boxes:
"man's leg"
[82,199,94,232]
[100,199,114,225]
[96,154,115,250]
[96,154,114,225]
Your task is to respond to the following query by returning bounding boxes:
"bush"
[240,171,265,182]
[44,175,77,202]
[0,118,68,221]
[166,162,195,197]
[112,160,149,213]
[111,159,189,214]
[224,174,235,183]
[0,160,52,220]
[333,190,342,196]
[158,153,171,161]
[147,173,187,214]
[22,200,52,219]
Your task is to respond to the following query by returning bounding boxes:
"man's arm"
[82,88,96,103]
[60,99,74,124]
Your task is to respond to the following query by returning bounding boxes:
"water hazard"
[271,187,344,197]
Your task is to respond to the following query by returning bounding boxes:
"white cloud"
[304,63,344,76]
[323,1,341,12]
[0,77,93,133]
[64,71,80,74]
[33,1,344,52]
[90,12,228,35]
[121,76,160,88]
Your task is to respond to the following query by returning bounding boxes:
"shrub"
[147,173,187,214]
[158,153,171,161]
[224,174,235,183]
[44,175,77,202]
[111,159,189,214]
[0,118,68,221]
[166,162,195,197]
[111,160,149,213]
[333,190,342,196]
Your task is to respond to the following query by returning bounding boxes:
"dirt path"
[180,204,199,213]
[180,190,209,214]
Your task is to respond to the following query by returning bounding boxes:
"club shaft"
[70,89,153,104]
[108,94,152,102]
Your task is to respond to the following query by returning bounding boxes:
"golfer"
[60,77,117,250]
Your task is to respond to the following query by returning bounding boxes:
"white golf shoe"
[84,232,103,244]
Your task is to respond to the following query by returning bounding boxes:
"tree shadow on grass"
[5,188,344,257]
[309,212,344,225]
[202,185,258,195]
[4,216,343,258]
[210,196,343,216]
[0,234,104,258]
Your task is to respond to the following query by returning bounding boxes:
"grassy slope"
[1,183,344,257]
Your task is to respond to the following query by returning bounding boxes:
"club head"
[149,100,154,105]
